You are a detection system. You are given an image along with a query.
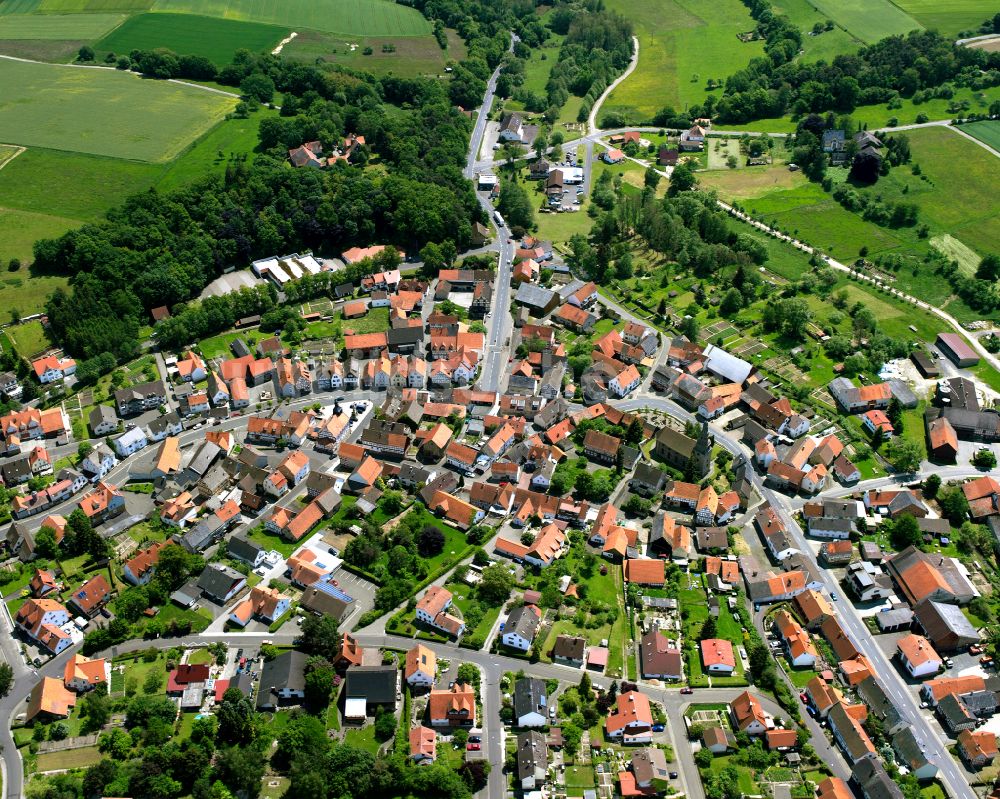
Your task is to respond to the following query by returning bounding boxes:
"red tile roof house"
[123,541,166,586]
[67,574,111,618]
[415,585,466,638]
[731,691,772,735]
[700,639,735,674]
[605,691,654,744]
[429,683,476,727]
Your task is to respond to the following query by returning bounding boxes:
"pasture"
[699,161,805,200]
[891,0,997,36]
[733,126,1000,321]
[804,0,922,43]
[769,0,860,61]
[960,120,1000,152]
[97,13,287,64]
[0,11,123,37]
[603,0,764,120]
[281,28,462,76]
[0,58,234,161]
[148,0,431,37]
[0,147,160,220]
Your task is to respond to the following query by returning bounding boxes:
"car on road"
[680,687,693,695]
[830,592,838,601]
[498,622,505,632]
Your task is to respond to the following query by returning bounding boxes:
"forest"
[681,0,1000,124]
[36,54,481,366]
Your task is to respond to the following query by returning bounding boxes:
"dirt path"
[0,145,25,171]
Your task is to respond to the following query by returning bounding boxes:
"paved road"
[467,38,517,396]
[587,36,640,133]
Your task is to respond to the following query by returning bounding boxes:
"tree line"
[35,51,484,368]
[663,7,1000,125]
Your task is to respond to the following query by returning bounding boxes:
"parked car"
[669,773,679,779]
[652,724,665,732]
[680,687,693,695]
[466,743,481,751]
[969,644,983,655]
[981,656,994,666]
[799,692,808,703]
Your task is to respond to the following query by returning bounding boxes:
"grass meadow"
[769,0,860,61]
[710,127,999,322]
[0,11,123,36]
[960,120,1000,151]
[803,0,921,43]
[891,0,998,35]
[281,27,463,76]
[0,59,234,161]
[603,0,764,121]
[148,0,430,37]
[97,12,288,64]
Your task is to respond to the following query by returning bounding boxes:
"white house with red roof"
[32,355,76,384]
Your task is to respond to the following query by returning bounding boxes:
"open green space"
[803,0,921,43]
[959,120,1000,152]
[0,11,123,37]
[0,58,235,161]
[35,0,153,11]
[0,147,161,221]
[282,28,464,77]
[343,722,383,754]
[891,0,997,36]
[154,106,273,191]
[705,755,758,795]
[0,211,74,305]
[36,745,102,772]
[768,0,860,62]
[604,0,764,120]
[6,319,50,357]
[97,13,288,66]
[735,127,1000,322]
[147,0,431,37]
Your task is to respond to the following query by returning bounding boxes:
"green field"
[281,27,462,76]
[0,11,123,36]
[147,0,430,37]
[892,0,997,35]
[804,0,922,43]
[0,147,161,220]
[6,319,51,356]
[960,120,1000,152]
[603,0,764,120]
[38,0,153,11]
[769,0,860,61]
[35,745,102,772]
[0,58,235,161]
[97,13,288,65]
[732,127,1000,321]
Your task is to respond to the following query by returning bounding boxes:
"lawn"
[248,525,300,559]
[343,723,383,754]
[36,745,102,772]
[6,319,50,358]
[197,330,257,359]
[603,0,765,121]
[97,13,289,66]
[147,0,431,37]
[282,28,464,77]
[565,764,596,792]
[802,0,921,43]
[706,755,758,795]
[443,580,501,645]
[960,120,1000,152]
[0,12,125,38]
[338,307,389,337]
[0,211,76,298]
[0,58,235,162]
[699,162,805,202]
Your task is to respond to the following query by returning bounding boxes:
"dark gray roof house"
[257,650,308,710]
[856,676,907,736]
[227,535,263,566]
[513,677,548,724]
[345,665,398,708]
[196,563,246,603]
[852,753,903,799]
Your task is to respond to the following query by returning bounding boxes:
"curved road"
[587,36,640,134]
